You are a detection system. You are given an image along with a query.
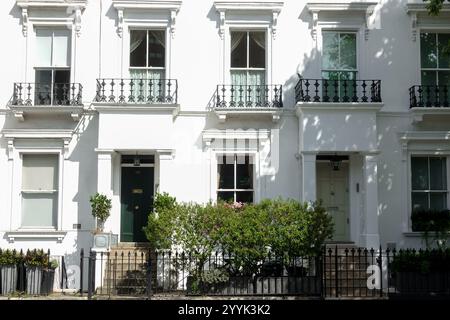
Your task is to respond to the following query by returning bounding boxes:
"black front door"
[120,166,154,242]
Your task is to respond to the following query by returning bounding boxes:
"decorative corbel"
[411,12,417,42]
[7,139,14,160]
[22,8,28,37]
[272,11,279,40]
[117,8,124,38]
[401,141,408,162]
[311,11,318,41]
[75,7,82,37]
[170,9,177,39]
[219,10,225,40]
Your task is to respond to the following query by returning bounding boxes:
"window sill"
[403,231,450,237]
[5,230,67,243]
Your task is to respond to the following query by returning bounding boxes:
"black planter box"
[40,269,55,295]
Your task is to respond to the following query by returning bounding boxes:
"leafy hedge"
[144,194,334,280]
[390,248,450,273]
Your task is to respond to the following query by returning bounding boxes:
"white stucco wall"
[0,0,448,268]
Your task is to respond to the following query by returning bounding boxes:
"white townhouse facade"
[0,0,450,268]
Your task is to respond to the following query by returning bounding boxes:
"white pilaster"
[361,154,380,248]
[302,153,317,203]
[157,150,175,195]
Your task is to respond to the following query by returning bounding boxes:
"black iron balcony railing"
[12,82,83,106]
[409,85,450,108]
[295,79,382,103]
[95,78,178,104]
[215,84,283,108]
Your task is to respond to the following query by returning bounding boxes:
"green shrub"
[390,248,450,273]
[0,249,21,266]
[411,209,450,248]
[24,249,48,268]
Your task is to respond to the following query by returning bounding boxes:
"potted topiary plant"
[0,249,20,295]
[90,193,112,232]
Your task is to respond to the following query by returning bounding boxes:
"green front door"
[120,166,154,242]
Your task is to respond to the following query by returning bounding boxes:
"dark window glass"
[249,32,265,68]
[148,30,165,67]
[411,157,429,190]
[218,191,234,202]
[236,191,253,203]
[130,30,147,67]
[231,32,247,68]
[236,155,253,189]
[218,156,234,189]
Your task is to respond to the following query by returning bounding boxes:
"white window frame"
[321,31,358,80]
[20,153,60,229]
[13,149,64,231]
[230,30,267,85]
[419,32,450,85]
[410,155,449,210]
[128,28,167,79]
[216,153,255,203]
[121,24,172,80]
[407,151,450,232]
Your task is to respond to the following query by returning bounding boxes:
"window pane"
[430,157,446,190]
[438,33,450,68]
[412,192,428,210]
[411,157,429,190]
[35,70,52,105]
[218,155,234,189]
[236,155,253,189]
[22,154,59,190]
[218,191,234,203]
[421,33,437,68]
[35,29,52,67]
[53,29,71,67]
[438,71,450,87]
[148,30,165,67]
[231,32,247,68]
[53,70,71,105]
[249,32,265,68]
[340,33,356,69]
[231,70,247,86]
[422,70,437,86]
[322,32,339,70]
[22,193,57,227]
[130,30,147,67]
[236,191,253,204]
[430,193,447,210]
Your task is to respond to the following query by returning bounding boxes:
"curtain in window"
[250,32,265,50]
[130,69,165,102]
[130,31,146,54]
[231,32,245,53]
[149,30,166,49]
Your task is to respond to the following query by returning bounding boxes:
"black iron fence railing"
[409,85,450,108]
[215,84,283,108]
[95,78,178,104]
[12,83,83,106]
[295,78,382,103]
[0,249,67,296]
[84,246,450,299]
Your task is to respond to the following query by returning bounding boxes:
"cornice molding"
[306,1,377,40]
[213,1,283,39]
[112,0,182,38]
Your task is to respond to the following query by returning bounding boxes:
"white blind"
[22,193,57,227]
[35,29,52,67]
[53,29,71,67]
[22,154,59,191]
[35,29,71,67]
